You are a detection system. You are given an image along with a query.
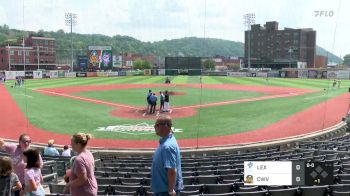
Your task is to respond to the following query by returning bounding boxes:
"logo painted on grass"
[95,123,183,135]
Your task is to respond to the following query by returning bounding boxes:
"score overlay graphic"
[244,161,333,186]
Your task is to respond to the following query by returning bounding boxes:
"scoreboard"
[244,161,333,186]
[165,57,202,70]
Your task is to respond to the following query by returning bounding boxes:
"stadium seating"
[2,128,350,195]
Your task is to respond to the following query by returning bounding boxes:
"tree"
[0,24,10,34]
[343,54,350,66]
[227,63,241,71]
[142,60,152,69]
[133,59,152,69]
[0,33,7,43]
[202,59,215,70]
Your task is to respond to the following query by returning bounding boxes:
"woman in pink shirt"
[0,134,42,196]
[65,133,97,196]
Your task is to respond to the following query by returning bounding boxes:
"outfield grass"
[6,76,349,140]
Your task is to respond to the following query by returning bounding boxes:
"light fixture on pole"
[243,13,255,71]
[37,45,40,70]
[7,44,10,71]
[65,12,77,72]
[22,38,26,72]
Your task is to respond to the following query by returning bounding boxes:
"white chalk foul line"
[33,89,138,109]
[174,92,305,110]
[304,95,326,100]
[14,93,33,98]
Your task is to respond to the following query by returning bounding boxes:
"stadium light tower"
[65,12,77,72]
[243,13,255,71]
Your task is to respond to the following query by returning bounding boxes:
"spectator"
[66,133,97,196]
[0,156,22,196]
[43,139,59,156]
[0,134,43,196]
[151,115,183,196]
[23,149,44,196]
[63,169,71,194]
[61,145,71,157]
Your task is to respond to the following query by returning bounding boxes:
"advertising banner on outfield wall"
[158,69,165,76]
[96,72,108,77]
[106,72,118,77]
[25,71,33,79]
[144,69,151,76]
[321,71,328,79]
[65,72,76,78]
[58,71,65,78]
[307,70,318,78]
[280,71,287,78]
[227,72,247,77]
[33,71,42,79]
[76,72,87,77]
[118,71,126,76]
[50,71,58,78]
[87,72,97,77]
[287,71,298,78]
[327,71,337,79]
[16,71,25,77]
[268,71,279,77]
[42,71,50,78]
[256,72,268,77]
[249,72,257,77]
[336,70,350,79]
[298,70,308,78]
[5,71,16,80]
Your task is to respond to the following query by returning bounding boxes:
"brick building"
[0,36,56,71]
[244,21,316,69]
[315,55,328,68]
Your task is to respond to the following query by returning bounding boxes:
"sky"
[0,0,349,57]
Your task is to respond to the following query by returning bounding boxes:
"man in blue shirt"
[151,115,183,196]
[43,139,60,156]
[150,93,158,114]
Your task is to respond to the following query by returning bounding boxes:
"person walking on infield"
[164,90,170,112]
[146,90,152,114]
[151,115,183,196]
[159,91,165,112]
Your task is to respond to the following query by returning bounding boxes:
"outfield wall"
[2,69,350,80]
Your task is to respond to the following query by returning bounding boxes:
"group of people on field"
[146,89,170,114]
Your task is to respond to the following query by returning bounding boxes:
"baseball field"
[1,76,349,148]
